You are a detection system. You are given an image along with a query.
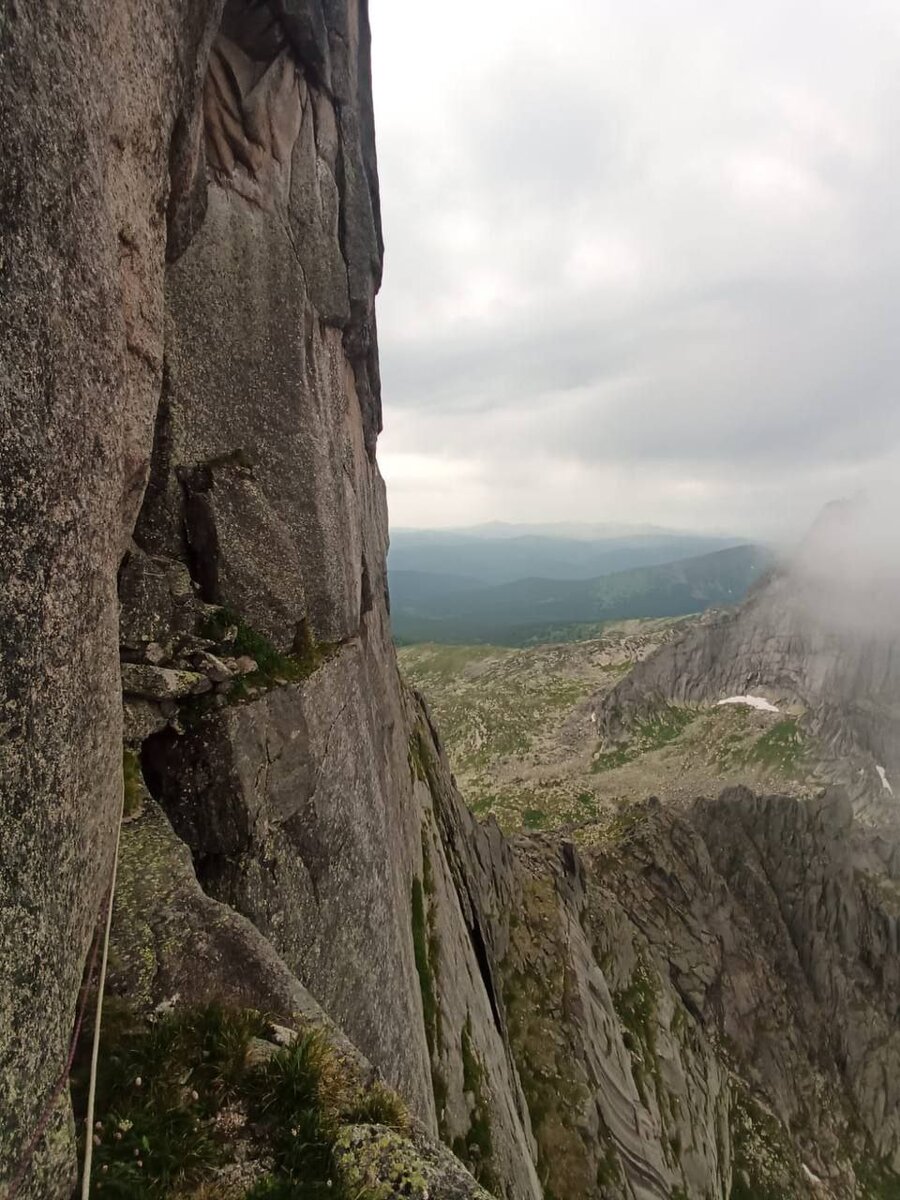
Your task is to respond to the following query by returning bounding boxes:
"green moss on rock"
[612,960,661,1110]
[728,1086,805,1200]
[122,748,147,820]
[333,1125,494,1200]
[452,1016,499,1194]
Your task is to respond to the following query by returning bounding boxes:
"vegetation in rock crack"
[451,1016,499,1194]
[175,610,340,727]
[200,609,333,687]
[122,748,146,819]
[411,875,439,1057]
[410,841,449,1134]
[70,1000,407,1199]
[727,1087,804,1200]
[500,875,593,1199]
[407,727,434,788]
[612,961,662,1111]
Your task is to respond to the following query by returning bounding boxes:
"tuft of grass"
[71,1001,242,1197]
[197,609,336,697]
[340,1079,409,1130]
[183,1006,272,1113]
[72,1002,405,1200]
[244,1031,339,1189]
[522,808,546,830]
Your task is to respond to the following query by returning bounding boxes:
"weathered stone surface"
[407,681,899,1200]
[123,698,169,745]
[143,644,433,1125]
[0,1,223,1191]
[120,663,211,699]
[694,788,900,1168]
[118,544,204,652]
[110,799,372,1069]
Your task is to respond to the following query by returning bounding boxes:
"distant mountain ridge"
[393,520,681,540]
[391,543,773,645]
[389,524,750,587]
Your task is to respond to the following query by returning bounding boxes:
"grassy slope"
[399,621,823,833]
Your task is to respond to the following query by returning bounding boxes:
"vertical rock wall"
[0,2,223,1190]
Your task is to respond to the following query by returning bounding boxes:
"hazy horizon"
[370,1,900,542]
[388,517,763,542]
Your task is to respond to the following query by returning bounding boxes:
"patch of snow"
[717,695,780,713]
[802,1164,823,1186]
[876,765,894,797]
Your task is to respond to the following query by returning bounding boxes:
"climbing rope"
[80,802,124,1200]
[6,911,104,1200]
[5,800,123,1200]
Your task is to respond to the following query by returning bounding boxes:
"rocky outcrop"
[596,503,900,823]
[0,0,393,1190]
[104,798,497,1200]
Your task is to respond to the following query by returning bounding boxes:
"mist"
[791,490,900,634]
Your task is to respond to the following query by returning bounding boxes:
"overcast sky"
[369,1,900,539]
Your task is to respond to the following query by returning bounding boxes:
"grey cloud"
[370,1,900,536]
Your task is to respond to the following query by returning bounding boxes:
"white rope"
[80,799,124,1200]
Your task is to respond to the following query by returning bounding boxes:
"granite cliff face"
[1,4,898,1199]
[1,2,541,1194]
